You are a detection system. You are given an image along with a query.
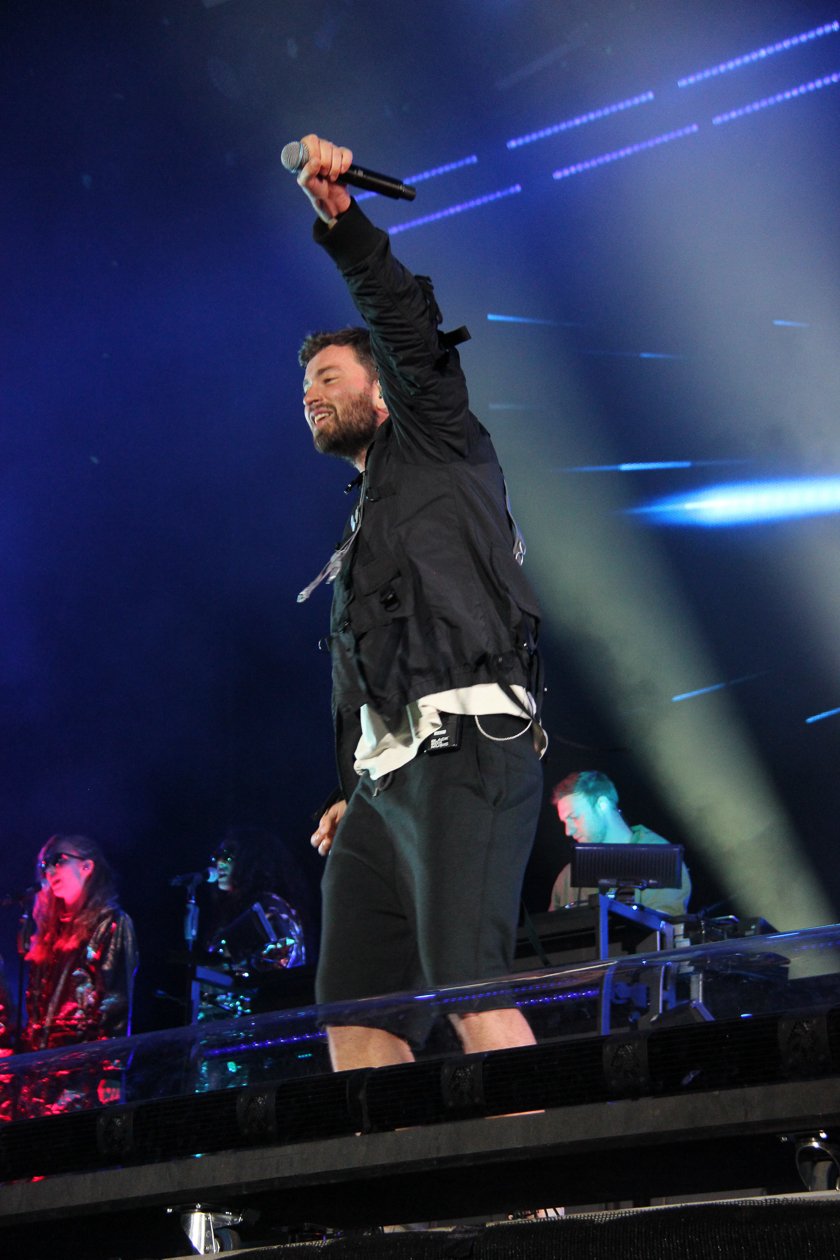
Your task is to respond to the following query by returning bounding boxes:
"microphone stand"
[15,903,32,1047]
[180,873,202,1026]
[0,887,36,1049]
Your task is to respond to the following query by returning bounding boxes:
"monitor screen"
[570,842,684,890]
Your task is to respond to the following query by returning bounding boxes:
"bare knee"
[326,1024,415,1071]
[449,1007,536,1055]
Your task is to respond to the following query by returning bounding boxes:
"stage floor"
[2,920,840,1252]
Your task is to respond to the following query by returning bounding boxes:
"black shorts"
[315,713,542,1017]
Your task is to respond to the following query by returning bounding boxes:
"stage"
[2,920,840,1255]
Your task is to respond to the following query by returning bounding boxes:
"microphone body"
[281,141,416,202]
[170,868,218,889]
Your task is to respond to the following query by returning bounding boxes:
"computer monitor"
[570,842,684,890]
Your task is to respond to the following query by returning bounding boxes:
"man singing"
[295,134,545,1071]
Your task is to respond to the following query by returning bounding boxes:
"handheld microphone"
[281,140,416,202]
[170,868,218,889]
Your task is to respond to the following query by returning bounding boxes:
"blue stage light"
[559,459,747,473]
[553,124,699,181]
[506,91,654,150]
[575,348,686,360]
[805,707,840,725]
[487,313,584,327]
[672,674,762,703]
[672,681,728,702]
[389,184,522,234]
[568,461,694,472]
[618,461,695,472]
[712,68,840,125]
[773,319,811,327]
[678,21,839,88]
[634,477,840,526]
[487,403,540,411]
[405,154,479,183]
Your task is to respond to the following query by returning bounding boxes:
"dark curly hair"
[210,826,309,920]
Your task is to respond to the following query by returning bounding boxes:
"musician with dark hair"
[199,826,307,1023]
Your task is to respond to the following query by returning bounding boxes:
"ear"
[372,380,389,422]
[596,796,609,813]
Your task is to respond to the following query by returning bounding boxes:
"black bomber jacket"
[313,202,542,798]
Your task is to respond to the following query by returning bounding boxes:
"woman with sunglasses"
[18,834,138,1114]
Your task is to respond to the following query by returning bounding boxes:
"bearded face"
[303,343,386,466]
[310,390,381,462]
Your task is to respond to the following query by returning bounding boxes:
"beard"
[312,392,381,463]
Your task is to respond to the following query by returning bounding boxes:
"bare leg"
[450,1009,542,1126]
[450,1008,536,1054]
[326,1024,415,1071]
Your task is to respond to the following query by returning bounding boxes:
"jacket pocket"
[349,552,415,635]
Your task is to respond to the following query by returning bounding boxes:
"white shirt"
[354,683,546,780]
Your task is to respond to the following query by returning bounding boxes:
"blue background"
[3,0,840,1027]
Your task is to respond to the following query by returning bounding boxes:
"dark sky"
[3,0,840,1026]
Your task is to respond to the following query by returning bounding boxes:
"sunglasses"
[38,852,84,877]
[210,848,236,865]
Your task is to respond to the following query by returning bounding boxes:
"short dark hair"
[298,326,377,379]
[551,770,618,807]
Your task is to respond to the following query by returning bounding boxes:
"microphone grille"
[280,140,309,173]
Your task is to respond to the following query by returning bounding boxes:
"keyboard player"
[549,771,691,918]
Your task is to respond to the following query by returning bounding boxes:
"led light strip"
[553,124,699,180]
[507,91,654,150]
[389,184,522,234]
[712,68,840,124]
[404,154,479,183]
[678,21,840,87]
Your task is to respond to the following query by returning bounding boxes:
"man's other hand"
[311,798,347,857]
